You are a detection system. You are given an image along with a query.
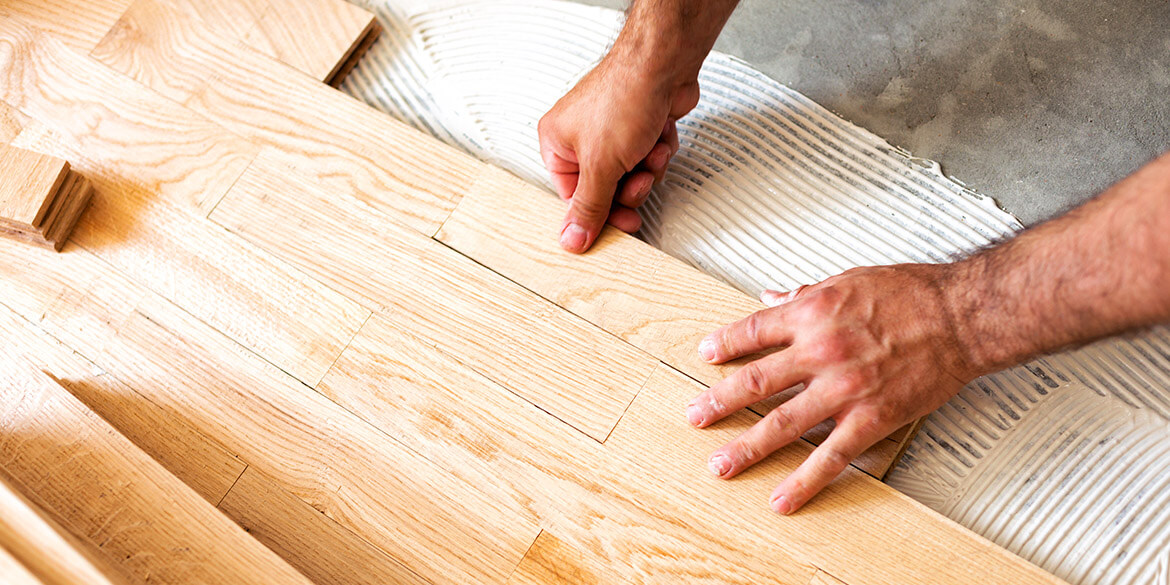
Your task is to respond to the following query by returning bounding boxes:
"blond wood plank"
[807,570,848,585]
[437,167,912,476]
[0,357,313,585]
[243,0,380,83]
[213,152,658,441]
[505,531,619,585]
[181,0,271,39]
[0,474,134,585]
[92,0,474,234]
[218,467,433,585]
[0,1,132,52]
[319,315,818,585]
[90,292,538,584]
[0,143,68,228]
[0,101,26,144]
[0,304,246,504]
[0,546,48,585]
[3,34,371,385]
[602,364,1067,585]
[38,172,91,250]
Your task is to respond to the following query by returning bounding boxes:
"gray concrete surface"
[581,0,1170,225]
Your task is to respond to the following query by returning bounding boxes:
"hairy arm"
[689,151,1170,515]
[538,0,739,252]
[948,151,1170,374]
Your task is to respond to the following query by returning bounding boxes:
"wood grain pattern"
[3,29,371,386]
[0,0,131,52]
[505,531,619,585]
[0,101,26,144]
[218,467,432,585]
[243,0,380,84]
[437,166,911,476]
[807,571,848,585]
[92,293,539,585]
[0,356,313,585]
[0,144,68,228]
[0,474,134,585]
[318,314,818,585]
[0,304,246,504]
[212,152,659,441]
[0,546,49,585]
[94,0,475,234]
[602,364,1066,585]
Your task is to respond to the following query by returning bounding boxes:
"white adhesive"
[340,1,1170,583]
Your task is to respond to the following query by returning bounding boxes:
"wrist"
[935,256,1020,378]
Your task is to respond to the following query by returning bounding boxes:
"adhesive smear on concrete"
[342,1,1170,582]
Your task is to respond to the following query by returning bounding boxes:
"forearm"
[944,151,1170,375]
[608,0,740,89]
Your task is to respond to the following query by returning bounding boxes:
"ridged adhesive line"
[339,1,1170,583]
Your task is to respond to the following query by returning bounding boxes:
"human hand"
[687,264,980,514]
[538,54,699,253]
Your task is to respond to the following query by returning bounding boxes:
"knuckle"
[738,362,772,400]
[762,406,799,442]
[808,335,849,365]
[744,311,766,346]
[817,445,852,472]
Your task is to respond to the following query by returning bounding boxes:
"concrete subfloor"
[580,0,1170,226]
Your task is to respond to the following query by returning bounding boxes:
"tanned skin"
[539,0,1170,514]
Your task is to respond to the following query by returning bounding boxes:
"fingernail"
[698,338,716,361]
[686,403,704,426]
[708,453,731,477]
[760,290,782,307]
[560,222,588,252]
[770,494,792,515]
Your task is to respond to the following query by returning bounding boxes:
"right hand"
[538,56,699,253]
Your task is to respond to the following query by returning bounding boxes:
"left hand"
[687,263,980,514]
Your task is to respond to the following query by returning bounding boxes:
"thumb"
[560,166,619,253]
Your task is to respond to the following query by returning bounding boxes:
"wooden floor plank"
[93,0,475,235]
[92,292,539,585]
[0,0,131,53]
[243,0,380,83]
[602,364,1066,585]
[1,26,373,386]
[218,466,433,585]
[213,152,659,441]
[437,166,911,476]
[0,356,314,585]
[318,314,818,585]
[0,304,246,505]
[0,474,134,585]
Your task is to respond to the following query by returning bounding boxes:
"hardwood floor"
[0,2,1068,584]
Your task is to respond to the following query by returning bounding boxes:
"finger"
[706,386,838,479]
[561,164,622,253]
[759,284,808,307]
[607,205,642,233]
[769,414,891,515]
[549,171,578,201]
[615,171,654,208]
[698,305,794,364]
[663,120,679,155]
[686,349,809,428]
[644,142,673,184]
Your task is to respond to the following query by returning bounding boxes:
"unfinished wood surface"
[0,474,134,585]
[218,466,432,585]
[212,152,658,441]
[93,0,475,234]
[92,292,538,585]
[0,101,26,144]
[0,143,68,228]
[1,27,372,386]
[0,546,48,585]
[318,314,818,585]
[601,364,1066,585]
[244,0,381,84]
[0,304,246,504]
[0,357,313,585]
[438,166,911,476]
[0,1,132,52]
[807,571,848,585]
[505,531,620,585]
